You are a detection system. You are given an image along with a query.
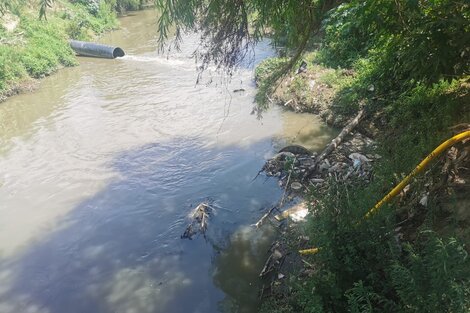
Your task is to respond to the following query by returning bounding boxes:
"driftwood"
[181,202,213,239]
[254,206,278,228]
[254,162,294,228]
[259,245,285,277]
[305,108,364,178]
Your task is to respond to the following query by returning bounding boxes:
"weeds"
[0,0,118,98]
[258,2,469,311]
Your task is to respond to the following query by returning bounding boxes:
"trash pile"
[262,132,379,192]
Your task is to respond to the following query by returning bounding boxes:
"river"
[0,10,336,313]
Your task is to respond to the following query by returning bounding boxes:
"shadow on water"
[0,136,283,313]
[0,10,339,313]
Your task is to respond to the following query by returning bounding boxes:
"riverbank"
[0,0,152,102]
[256,49,469,312]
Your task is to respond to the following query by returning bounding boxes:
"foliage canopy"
[156,0,341,72]
[156,0,469,84]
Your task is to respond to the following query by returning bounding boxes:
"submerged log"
[259,246,284,277]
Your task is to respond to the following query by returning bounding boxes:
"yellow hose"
[299,248,319,255]
[364,130,470,218]
[299,130,470,256]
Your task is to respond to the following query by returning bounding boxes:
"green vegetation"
[156,0,468,311]
[155,0,340,73]
[268,145,470,312]
[1,0,468,311]
[0,0,121,100]
[71,0,145,15]
[255,1,469,312]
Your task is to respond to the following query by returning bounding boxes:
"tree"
[155,0,343,74]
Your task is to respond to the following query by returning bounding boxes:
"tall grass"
[0,0,118,98]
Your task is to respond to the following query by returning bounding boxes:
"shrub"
[319,1,469,85]
[293,178,470,312]
[105,0,141,13]
[19,16,77,77]
[71,0,100,15]
[0,0,117,95]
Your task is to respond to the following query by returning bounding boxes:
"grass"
[254,52,356,125]
[0,0,118,100]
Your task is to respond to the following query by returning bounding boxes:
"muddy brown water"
[0,10,336,313]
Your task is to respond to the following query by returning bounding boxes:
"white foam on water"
[121,55,189,67]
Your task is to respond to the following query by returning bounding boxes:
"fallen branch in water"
[254,159,294,228]
[259,243,285,278]
[305,108,364,178]
[254,205,278,228]
[181,201,213,239]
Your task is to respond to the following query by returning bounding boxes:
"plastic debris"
[291,182,303,190]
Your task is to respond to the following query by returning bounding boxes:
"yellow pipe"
[364,130,470,218]
[299,248,319,255]
[299,130,470,256]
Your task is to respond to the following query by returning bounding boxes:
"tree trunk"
[305,109,365,178]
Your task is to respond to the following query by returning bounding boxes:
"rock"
[278,273,285,279]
